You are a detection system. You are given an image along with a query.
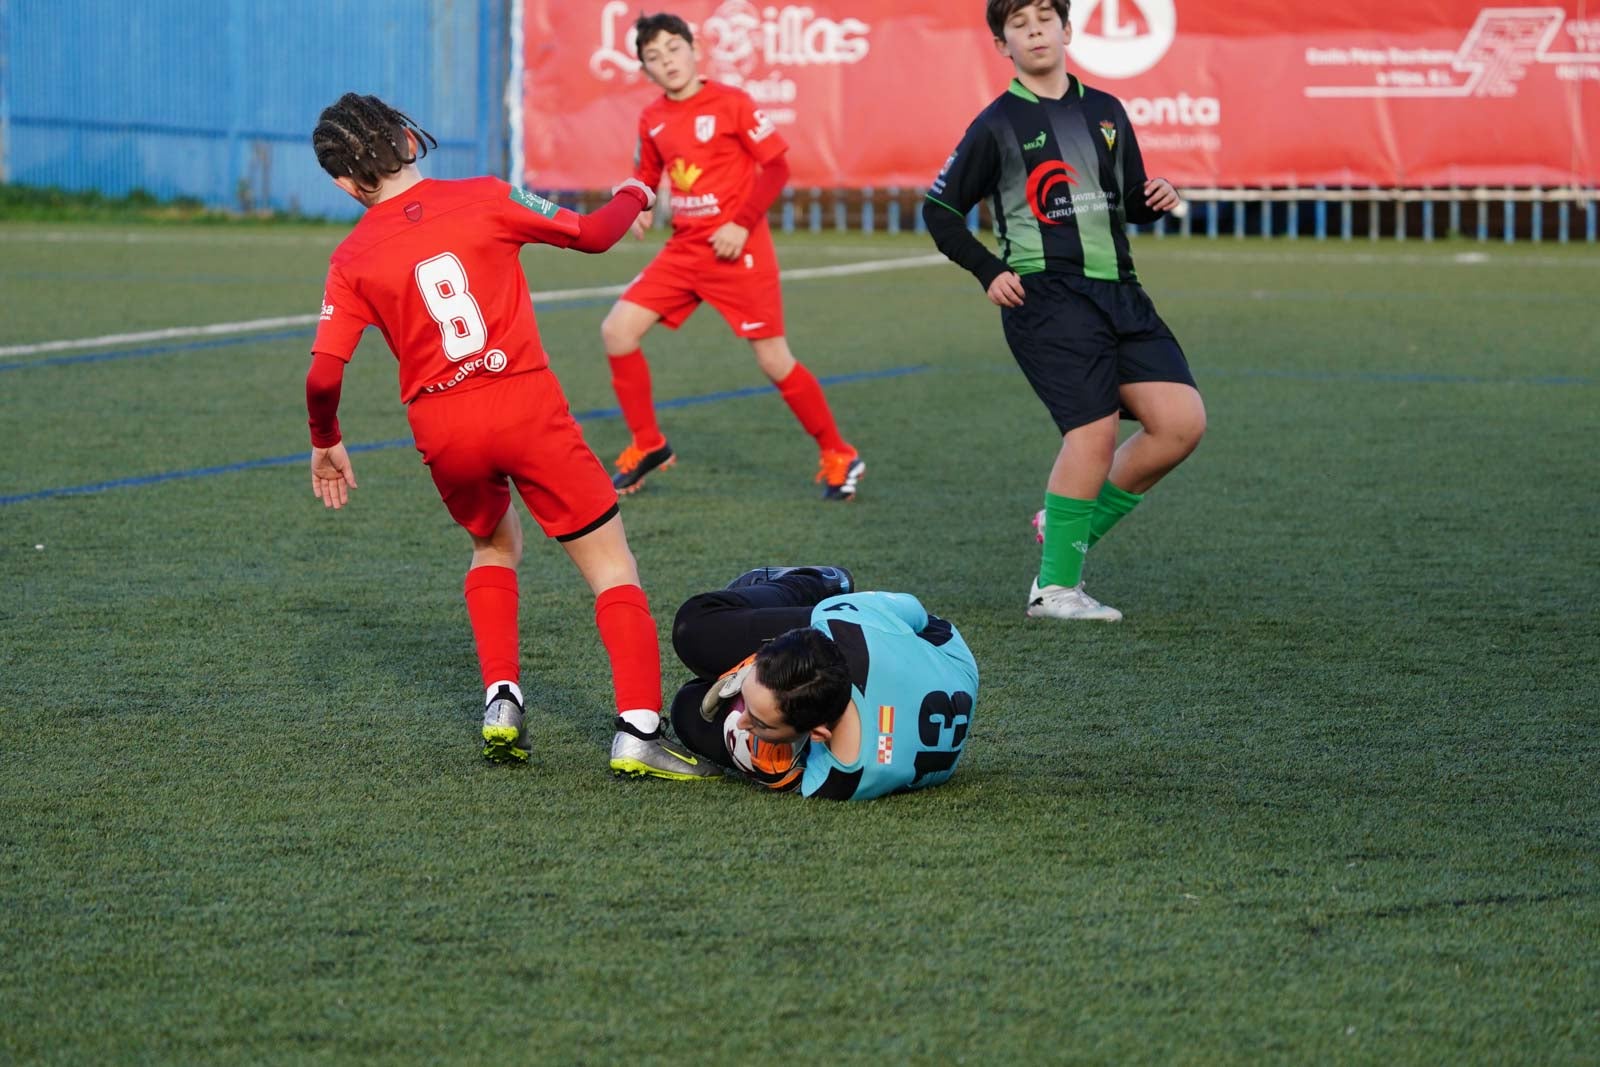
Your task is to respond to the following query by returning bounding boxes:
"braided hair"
[312,93,438,193]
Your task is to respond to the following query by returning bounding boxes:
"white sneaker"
[1025,578,1123,622]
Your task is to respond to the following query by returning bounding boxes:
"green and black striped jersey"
[925,75,1164,286]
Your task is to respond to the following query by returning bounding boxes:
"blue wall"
[0,0,509,218]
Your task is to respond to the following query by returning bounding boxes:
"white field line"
[0,227,930,256]
[0,229,345,248]
[0,254,949,359]
[0,315,321,357]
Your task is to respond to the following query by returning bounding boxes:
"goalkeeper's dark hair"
[634,12,694,58]
[986,0,1071,39]
[754,628,852,734]
[313,93,437,194]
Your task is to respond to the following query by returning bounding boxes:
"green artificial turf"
[1,223,1595,1064]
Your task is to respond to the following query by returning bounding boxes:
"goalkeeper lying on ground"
[668,567,979,800]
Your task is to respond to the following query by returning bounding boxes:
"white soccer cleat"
[481,683,529,763]
[1025,578,1123,622]
[609,728,722,781]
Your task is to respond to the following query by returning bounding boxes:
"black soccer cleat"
[724,565,854,597]
[611,441,675,494]
[816,450,865,501]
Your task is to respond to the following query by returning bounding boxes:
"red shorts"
[406,369,617,541]
[621,223,785,339]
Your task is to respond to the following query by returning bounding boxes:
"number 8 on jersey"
[415,252,488,362]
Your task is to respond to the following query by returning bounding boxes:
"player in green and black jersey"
[925,0,1207,622]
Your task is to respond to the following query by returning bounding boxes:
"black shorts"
[665,574,827,767]
[1000,272,1196,434]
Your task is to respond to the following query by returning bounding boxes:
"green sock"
[1039,492,1095,588]
[1087,480,1144,548]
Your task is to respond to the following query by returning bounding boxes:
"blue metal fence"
[540,184,1599,243]
[750,185,1600,243]
[0,0,508,218]
[1129,187,1599,244]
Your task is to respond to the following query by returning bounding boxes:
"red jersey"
[312,176,581,404]
[634,81,787,240]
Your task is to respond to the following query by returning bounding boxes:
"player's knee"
[586,558,641,597]
[753,346,795,382]
[474,510,523,566]
[1143,395,1206,459]
[1169,402,1207,457]
[1062,426,1117,469]
[600,311,641,354]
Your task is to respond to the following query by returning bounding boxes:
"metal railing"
[538,185,1600,243]
[1134,186,1599,244]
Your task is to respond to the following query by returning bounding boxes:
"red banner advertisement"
[521,1,1600,189]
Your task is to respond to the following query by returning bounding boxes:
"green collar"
[1007,74,1082,102]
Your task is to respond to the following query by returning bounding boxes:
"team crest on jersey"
[668,158,703,192]
[695,115,716,142]
[1099,120,1117,150]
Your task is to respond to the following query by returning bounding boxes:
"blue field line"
[0,365,927,507]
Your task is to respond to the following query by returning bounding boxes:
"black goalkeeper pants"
[667,572,833,765]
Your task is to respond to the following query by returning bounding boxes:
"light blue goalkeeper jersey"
[800,592,979,801]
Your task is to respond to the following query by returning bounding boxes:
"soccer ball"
[721,694,759,773]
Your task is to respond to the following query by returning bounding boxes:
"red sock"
[464,565,519,688]
[776,362,849,454]
[594,584,661,714]
[607,350,666,451]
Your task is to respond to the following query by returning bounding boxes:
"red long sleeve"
[567,187,649,253]
[733,153,789,229]
[305,351,346,447]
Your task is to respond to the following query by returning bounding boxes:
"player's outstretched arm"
[611,177,656,210]
[564,180,655,254]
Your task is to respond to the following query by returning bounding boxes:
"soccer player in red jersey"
[598,12,865,501]
[303,93,717,780]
